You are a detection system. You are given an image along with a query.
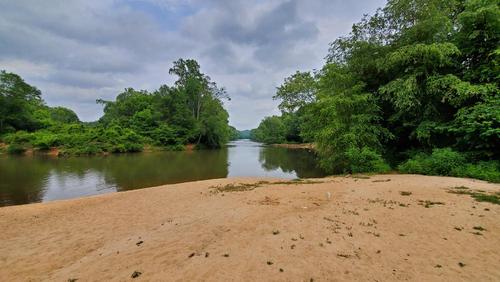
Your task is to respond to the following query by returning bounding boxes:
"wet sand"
[0,174,499,281]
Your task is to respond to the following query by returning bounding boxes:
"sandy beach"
[0,174,499,281]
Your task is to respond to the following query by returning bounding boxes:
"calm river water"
[0,140,326,206]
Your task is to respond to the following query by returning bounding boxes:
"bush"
[151,124,181,146]
[399,148,499,183]
[399,148,466,175]
[7,144,27,154]
[345,147,391,173]
[452,161,500,183]
[3,131,33,144]
[32,132,61,150]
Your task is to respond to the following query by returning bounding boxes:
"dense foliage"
[0,59,233,155]
[254,0,499,180]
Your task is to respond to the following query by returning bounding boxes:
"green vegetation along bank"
[0,59,233,155]
[252,0,499,182]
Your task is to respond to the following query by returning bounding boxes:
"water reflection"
[258,146,324,178]
[0,140,326,206]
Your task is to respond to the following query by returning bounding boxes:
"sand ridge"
[0,174,499,281]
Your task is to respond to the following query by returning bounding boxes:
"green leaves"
[426,74,497,107]
[274,71,316,113]
[252,116,286,144]
[1,59,231,154]
[379,43,460,74]
[269,0,499,176]
[452,96,500,153]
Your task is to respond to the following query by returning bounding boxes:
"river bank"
[270,143,315,149]
[1,175,499,281]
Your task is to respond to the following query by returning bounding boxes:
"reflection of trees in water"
[96,149,229,191]
[258,147,326,178]
[0,156,51,206]
[0,149,230,206]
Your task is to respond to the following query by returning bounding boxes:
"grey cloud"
[0,0,386,126]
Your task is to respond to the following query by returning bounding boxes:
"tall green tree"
[0,71,42,133]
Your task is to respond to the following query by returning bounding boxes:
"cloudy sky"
[0,0,385,130]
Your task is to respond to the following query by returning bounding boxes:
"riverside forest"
[3,0,498,183]
[1,0,500,281]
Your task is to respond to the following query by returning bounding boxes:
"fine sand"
[0,174,499,281]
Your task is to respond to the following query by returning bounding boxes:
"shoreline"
[270,143,315,149]
[1,175,499,280]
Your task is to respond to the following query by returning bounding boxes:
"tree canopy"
[255,0,499,180]
[1,59,233,154]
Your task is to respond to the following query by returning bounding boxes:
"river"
[0,139,326,207]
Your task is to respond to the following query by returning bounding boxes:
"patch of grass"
[272,179,324,185]
[210,179,325,193]
[447,188,500,205]
[352,175,371,179]
[400,191,412,196]
[471,193,500,205]
[473,226,486,231]
[211,182,264,193]
[372,179,391,182]
[418,200,445,208]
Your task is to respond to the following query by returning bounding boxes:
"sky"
[0,0,386,130]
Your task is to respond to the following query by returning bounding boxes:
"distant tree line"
[0,59,233,155]
[252,0,499,182]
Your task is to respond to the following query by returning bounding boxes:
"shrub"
[399,148,499,183]
[151,124,181,146]
[452,161,500,183]
[7,144,27,154]
[345,147,391,173]
[399,148,466,175]
[32,132,61,150]
[3,131,33,144]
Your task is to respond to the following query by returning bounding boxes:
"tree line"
[0,59,234,155]
[252,0,499,182]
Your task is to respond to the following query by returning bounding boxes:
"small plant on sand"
[210,179,325,194]
[400,191,412,196]
[447,188,500,205]
[272,179,325,185]
[473,226,486,231]
[210,181,268,193]
[337,253,351,258]
[352,174,371,179]
[418,200,445,208]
